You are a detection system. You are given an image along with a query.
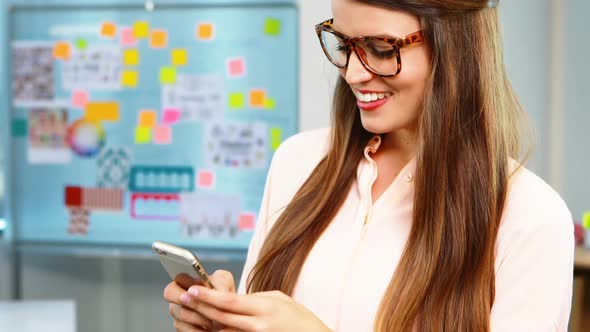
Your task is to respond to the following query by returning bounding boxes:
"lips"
[356,90,393,111]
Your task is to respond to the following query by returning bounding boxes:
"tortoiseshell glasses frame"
[315,18,424,77]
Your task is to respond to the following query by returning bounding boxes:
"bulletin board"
[8,1,298,251]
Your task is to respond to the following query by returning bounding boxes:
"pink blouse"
[238,128,574,332]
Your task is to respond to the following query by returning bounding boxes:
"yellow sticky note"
[264,98,276,110]
[171,49,188,66]
[135,126,152,144]
[138,110,157,128]
[249,89,266,107]
[53,42,71,60]
[123,49,139,66]
[101,22,117,38]
[197,23,214,40]
[160,67,177,84]
[150,29,168,48]
[229,93,245,109]
[121,70,138,88]
[133,21,149,39]
[270,127,282,151]
[85,102,120,122]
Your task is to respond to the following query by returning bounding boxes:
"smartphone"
[152,241,215,290]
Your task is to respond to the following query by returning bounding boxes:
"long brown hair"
[247,1,527,331]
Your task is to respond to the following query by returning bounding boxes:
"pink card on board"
[197,170,215,189]
[162,108,181,125]
[227,57,246,78]
[71,90,90,109]
[153,125,172,144]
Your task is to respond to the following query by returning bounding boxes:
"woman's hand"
[180,286,332,332]
[163,270,235,332]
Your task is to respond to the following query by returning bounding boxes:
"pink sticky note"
[162,108,181,125]
[238,213,256,231]
[120,27,137,47]
[71,90,90,109]
[197,170,215,189]
[227,57,246,78]
[153,125,172,144]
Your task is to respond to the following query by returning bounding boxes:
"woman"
[164,0,574,331]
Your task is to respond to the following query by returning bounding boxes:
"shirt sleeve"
[491,202,575,332]
[236,149,277,294]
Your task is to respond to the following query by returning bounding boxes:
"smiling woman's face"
[332,0,431,135]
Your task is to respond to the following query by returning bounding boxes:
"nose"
[344,49,373,85]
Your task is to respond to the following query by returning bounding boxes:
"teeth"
[357,91,391,103]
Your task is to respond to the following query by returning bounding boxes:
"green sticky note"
[583,212,590,229]
[11,118,27,137]
[75,38,88,50]
[270,127,282,151]
[160,66,177,84]
[229,93,245,109]
[135,126,152,144]
[264,18,281,36]
[264,98,276,110]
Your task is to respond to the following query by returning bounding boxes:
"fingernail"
[188,287,199,297]
[179,293,191,305]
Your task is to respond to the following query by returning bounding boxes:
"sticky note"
[75,38,87,50]
[171,49,188,66]
[197,170,215,189]
[11,118,27,137]
[101,22,117,38]
[121,70,139,88]
[150,29,168,48]
[583,212,590,229]
[264,18,281,36]
[71,90,90,108]
[160,67,177,84]
[138,110,157,128]
[162,108,181,125]
[135,126,151,144]
[153,125,172,145]
[53,42,71,60]
[238,213,256,231]
[133,21,149,39]
[270,127,282,151]
[249,89,266,107]
[264,98,276,110]
[123,49,139,66]
[227,57,246,77]
[196,23,214,40]
[229,93,245,109]
[85,102,120,122]
[120,27,137,47]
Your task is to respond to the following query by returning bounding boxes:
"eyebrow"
[331,24,402,40]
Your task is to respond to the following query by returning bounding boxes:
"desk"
[573,247,590,332]
[0,300,75,332]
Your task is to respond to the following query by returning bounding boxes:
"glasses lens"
[320,30,348,67]
[357,38,398,76]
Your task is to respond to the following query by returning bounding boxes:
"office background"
[0,0,589,331]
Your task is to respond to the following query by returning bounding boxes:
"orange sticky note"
[53,42,71,60]
[121,70,139,88]
[85,102,120,122]
[153,125,172,145]
[196,23,214,40]
[249,89,266,107]
[123,49,139,66]
[133,21,149,39]
[171,49,188,66]
[150,29,168,49]
[101,22,117,38]
[138,110,157,128]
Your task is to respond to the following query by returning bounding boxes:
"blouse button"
[404,173,413,182]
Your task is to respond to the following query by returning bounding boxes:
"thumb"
[209,270,236,292]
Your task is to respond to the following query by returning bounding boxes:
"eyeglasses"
[315,19,424,77]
